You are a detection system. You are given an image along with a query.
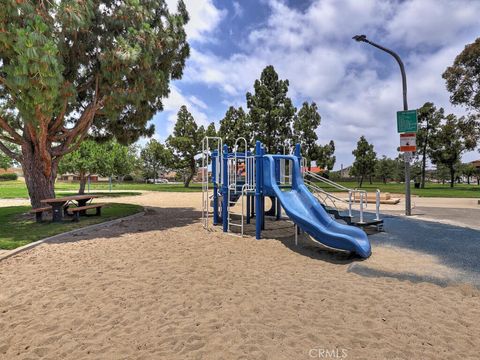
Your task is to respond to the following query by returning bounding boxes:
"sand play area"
[0,192,479,359]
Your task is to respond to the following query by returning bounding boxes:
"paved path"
[359,213,480,287]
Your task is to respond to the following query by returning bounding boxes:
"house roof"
[302,166,324,173]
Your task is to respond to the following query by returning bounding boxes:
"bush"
[123,174,134,182]
[0,173,18,181]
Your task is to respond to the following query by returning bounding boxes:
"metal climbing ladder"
[201,136,222,229]
[227,138,255,236]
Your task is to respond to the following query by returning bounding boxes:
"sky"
[151,0,480,169]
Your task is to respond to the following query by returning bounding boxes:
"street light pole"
[353,35,412,216]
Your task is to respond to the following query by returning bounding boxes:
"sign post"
[400,133,417,152]
[397,110,418,216]
[397,110,418,133]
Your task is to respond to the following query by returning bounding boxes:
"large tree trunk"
[78,172,87,195]
[184,159,195,188]
[22,142,57,208]
[420,151,427,189]
[359,176,364,187]
[449,168,455,188]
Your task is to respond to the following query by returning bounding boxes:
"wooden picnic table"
[41,195,98,222]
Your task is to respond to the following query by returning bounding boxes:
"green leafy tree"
[205,122,217,138]
[59,140,136,194]
[0,143,18,170]
[351,136,376,187]
[140,139,173,181]
[0,1,189,207]
[434,164,450,185]
[416,102,442,188]
[443,37,480,113]
[293,102,321,170]
[104,142,138,181]
[375,156,397,184]
[167,105,204,187]
[59,140,104,194]
[246,65,296,153]
[0,153,11,170]
[392,154,422,183]
[314,141,336,172]
[218,107,251,149]
[460,163,477,185]
[429,114,477,187]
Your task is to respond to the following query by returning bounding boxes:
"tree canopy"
[351,136,376,187]
[59,139,136,193]
[140,139,173,181]
[218,106,250,149]
[416,102,442,188]
[443,37,480,112]
[293,102,321,166]
[429,114,477,187]
[246,65,296,153]
[0,0,190,206]
[166,105,204,187]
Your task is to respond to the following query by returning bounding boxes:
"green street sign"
[397,110,418,133]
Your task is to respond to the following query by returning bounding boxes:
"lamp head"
[352,34,367,42]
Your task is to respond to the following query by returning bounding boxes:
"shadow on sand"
[46,206,202,245]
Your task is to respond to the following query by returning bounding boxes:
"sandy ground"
[0,192,479,359]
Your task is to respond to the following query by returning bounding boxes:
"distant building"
[302,166,324,174]
[0,167,23,176]
[58,174,102,182]
[471,159,480,169]
[340,165,352,178]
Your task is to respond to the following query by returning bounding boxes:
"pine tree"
[218,107,251,149]
[351,136,376,187]
[375,156,396,184]
[416,102,442,188]
[293,102,321,168]
[246,66,296,153]
[0,1,189,207]
[166,106,203,187]
[314,141,336,172]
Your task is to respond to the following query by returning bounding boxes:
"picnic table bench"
[67,203,104,221]
[33,195,101,223]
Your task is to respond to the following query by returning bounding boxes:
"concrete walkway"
[349,212,480,287]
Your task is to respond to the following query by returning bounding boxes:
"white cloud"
[233,1,244,18]
[166,0,227,42]
[386,0,480,48]
[153,85,210,142]
[181,0,480,167]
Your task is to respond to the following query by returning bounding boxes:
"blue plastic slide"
[262,155,371,258]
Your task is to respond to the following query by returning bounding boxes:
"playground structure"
[201,137,384,258]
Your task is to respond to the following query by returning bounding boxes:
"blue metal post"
[275,153,281,220]
[246,194,250,224]
[294,143,301,159]
[255,141,262,239]
[212,150,219,225]
[222,144,229,232]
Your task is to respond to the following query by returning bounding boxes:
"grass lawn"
[316,181,480,198]
[1,180,478,199]
[0,181,202,199]
[0,203,143,250]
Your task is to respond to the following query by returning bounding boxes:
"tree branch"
[0,134,21,145]
[0,141,21,162]
[51,76,103,156]
[0,115,23,144]
[48,84,70,136]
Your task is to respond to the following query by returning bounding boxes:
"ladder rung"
[229,223,243,227]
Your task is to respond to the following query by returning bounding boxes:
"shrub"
[123,174,134,182]
[0,173,18,181]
